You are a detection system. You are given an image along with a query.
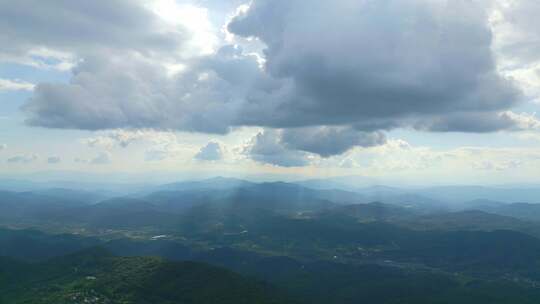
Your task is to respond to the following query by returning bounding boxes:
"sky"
[1,0,540,185]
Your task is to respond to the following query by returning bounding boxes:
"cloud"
[228,0,522,130]
[0,0,185,68]
[90,152,112,165]
[281,127,386,157]
[502,111,540,130]
[415,111,540,132]
[83,129,178,149]
[7,154,38,164]
[195,142,223,161]
[494,0,540,66]
[0,144,6,151]
[244,130,311,167]
[47,156,61,164]
[13,0,540,159]
[22,46,261,133]
[0,78,35,91]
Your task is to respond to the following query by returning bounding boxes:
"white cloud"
[502,111,540,130]
[491,0,540,103]
[0,78,35,91]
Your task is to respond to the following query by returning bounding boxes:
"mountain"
[0,228,100,261]
[0,190,92,224]
[473,203,540,222]
[458,199,508,210]
[0,181,363,233]
[320,202,417,222]
[294,175,392,191]
[144,182,362,214]
[30,188,107,204]
[363,193,448,212]
[4,231,540,304]
[355,185,408,196]
[397,210,540,241]
[419,186,540,204]
[154,177,256,192]
[0,248,294,304]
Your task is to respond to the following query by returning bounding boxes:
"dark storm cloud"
[195,142,224,161]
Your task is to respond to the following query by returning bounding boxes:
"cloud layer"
[4,0,539,166]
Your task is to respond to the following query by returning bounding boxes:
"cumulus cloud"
[416,111,540,132]
[22,48,258,133]
[0,78,35,91]
[228,0,521,130]
[7,154,38,164]
[195,142,224,161]
[244,130,311,167]
[11,0,539,160]
[47,156,61,164]
[502,111,540,130]
[281,127,386,157]
[0,0,185,68]
[494,0,540,66]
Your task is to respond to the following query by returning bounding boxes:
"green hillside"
[0,248,293,304]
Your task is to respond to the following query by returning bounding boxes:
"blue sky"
[0,0,540,185]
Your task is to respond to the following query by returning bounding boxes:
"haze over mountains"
[2,176,540,303]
